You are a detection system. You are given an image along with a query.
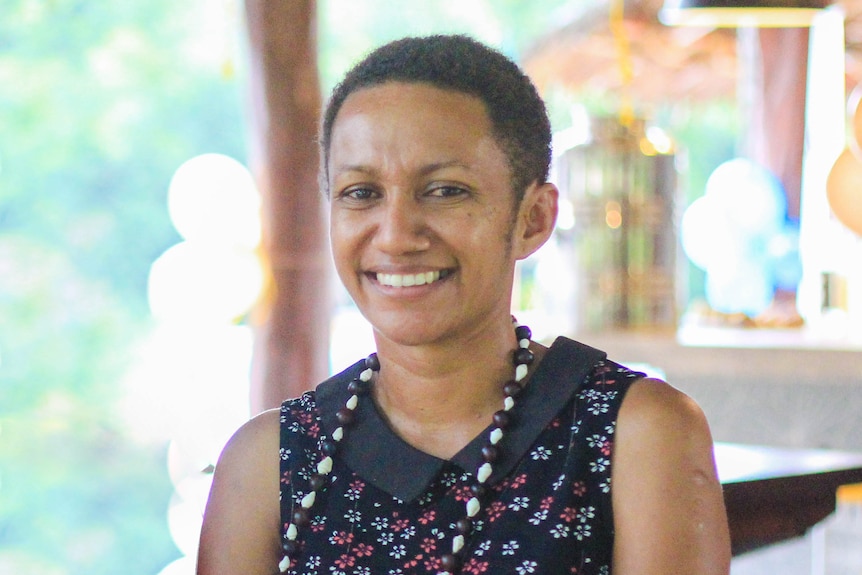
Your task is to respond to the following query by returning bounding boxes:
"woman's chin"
[369,314,452,349]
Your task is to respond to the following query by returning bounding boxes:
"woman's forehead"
[332,83,495,149]
[329,87,507,177]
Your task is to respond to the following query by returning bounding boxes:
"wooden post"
[739,27,810,221]
[244,0,330,413]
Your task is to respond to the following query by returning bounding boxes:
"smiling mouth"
[375,269,452,287]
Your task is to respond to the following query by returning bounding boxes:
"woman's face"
[327,82,543,348]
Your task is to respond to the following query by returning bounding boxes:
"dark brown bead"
[347,378,370,395]
[492,410,511,429]
[456,517,473,535]
[440,553,460,572]
[503,381,522,398]
[309,473,327,491]
[292,507,310,527]
[513,347,534,366]
[320,440,338,457]
[481,445,498,462]
[470,483,487,498]
[335,408,355,426]
[365,353,380,371]
[282,539,299,557]
[515,324,532,341]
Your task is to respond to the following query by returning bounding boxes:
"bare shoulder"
[611,378,730,575]
[614,376,718,490]
[217,407,282,470]
[618,377,712,441]
[197,408,283,575]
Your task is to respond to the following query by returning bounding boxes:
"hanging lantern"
[659,0,828,28]
[554,117,678,332]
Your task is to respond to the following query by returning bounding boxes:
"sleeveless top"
[279,336,644,575]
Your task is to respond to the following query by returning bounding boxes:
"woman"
[197,35,730,575]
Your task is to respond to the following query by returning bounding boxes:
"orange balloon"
[826,148,862,235]
[852,84,862,159]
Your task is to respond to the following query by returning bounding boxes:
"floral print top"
[279,337,644,574]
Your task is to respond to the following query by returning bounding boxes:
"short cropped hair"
[320,34,552,204]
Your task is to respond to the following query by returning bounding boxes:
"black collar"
[316,336,606,502]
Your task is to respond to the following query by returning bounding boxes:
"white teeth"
[377,270,442,287]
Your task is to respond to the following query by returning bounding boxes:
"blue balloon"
[766,224,802,291]
[706,255,774,317]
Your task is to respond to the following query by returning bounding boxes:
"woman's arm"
[611,379,731,574]
[196,408,283,575]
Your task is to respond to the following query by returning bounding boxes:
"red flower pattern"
[453,484,473,502]
[560,507,578,522]
[486,500,507,522]
[418,509,436,524]
[422,556,441,572]
[333,553,355,569]
[329,531,353,546]
[572,481,587,497]
[419,537,437,553]
[353,542,374,557]
[463,558,489,573]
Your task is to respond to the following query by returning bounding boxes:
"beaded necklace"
[280,320,534,574]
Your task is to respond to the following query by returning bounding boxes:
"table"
[716,443,862,556]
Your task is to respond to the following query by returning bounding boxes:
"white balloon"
[167,491,206,558]
[156,555,195,575]
[705,158,786,236]
[680,195,731,271]
[168,153,261,248]
[147,241,264,324]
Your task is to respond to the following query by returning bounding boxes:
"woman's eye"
[342,187,376,201]
[427,185,467,198]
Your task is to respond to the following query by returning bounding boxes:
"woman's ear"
[513,181,558,260]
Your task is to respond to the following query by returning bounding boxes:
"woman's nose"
[372,196,430,254]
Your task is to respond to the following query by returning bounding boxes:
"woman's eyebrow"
[417,160,470,176]
[333,160,470,177]
[332,163,377,176]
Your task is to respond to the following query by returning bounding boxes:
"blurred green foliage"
[0,0,246,573]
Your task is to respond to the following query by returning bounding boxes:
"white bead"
[286,523,298,540]
[519,338,530,348]
[360,368,373,382]
[477,462,492,483]
[515,363,528,382]
[301,491,316,508]
[466,497,481,517]
[504,396,515,411]
[332,427,344,441]
[279,555,291,572]
[452,534,465,553]
[317,456,333,474]
[490,428,503,445]
[346,395,359,410]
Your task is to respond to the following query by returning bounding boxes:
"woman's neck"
[369,319,541,459]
